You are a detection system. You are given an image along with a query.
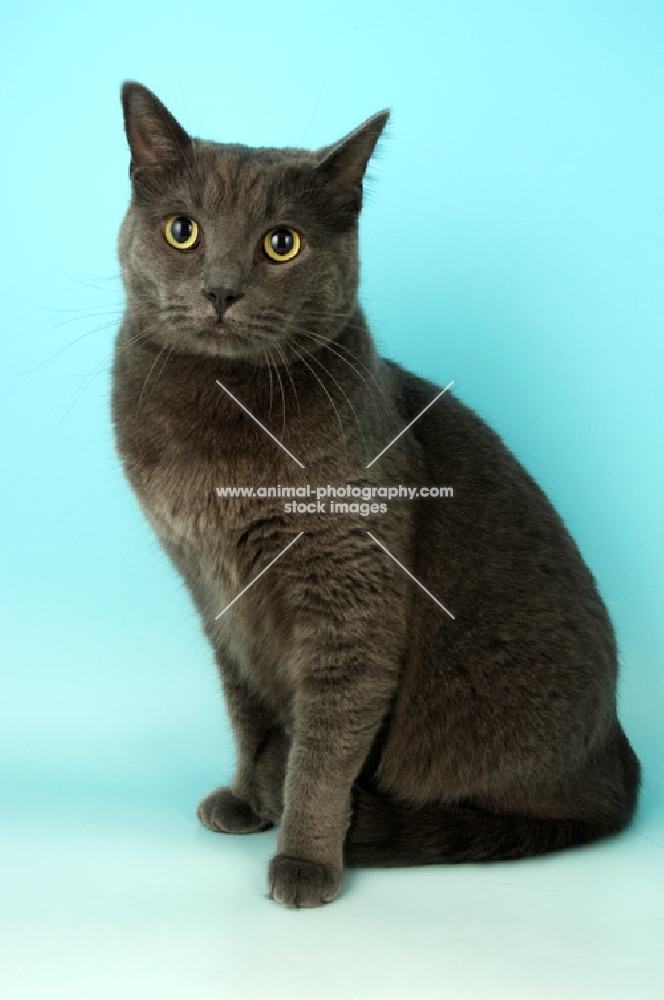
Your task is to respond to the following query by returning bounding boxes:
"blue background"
[1,1,663,997]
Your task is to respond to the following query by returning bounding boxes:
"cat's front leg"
[268,663,396,908]
[198,661,288,834]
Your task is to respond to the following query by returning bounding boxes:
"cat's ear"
[121,82,191,179]
[315,110,390,218]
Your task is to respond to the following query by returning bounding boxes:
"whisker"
[21,312,124,374]
[151,343,175,398]
[50,323,167,430]
[264,347,275,420]
[273,338,300,419]
[295,329,388,425]
[294,337,369,461]
[287,339,347,455]
[246,314,402,433]
[29,301,124,316]
[305,328,400,429]
[268,345,287,439]
[52,265,123,293]
[136,342,168,415]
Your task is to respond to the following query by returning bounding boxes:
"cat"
[112,81,641,909]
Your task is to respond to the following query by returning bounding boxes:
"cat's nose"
[202,286,244,320]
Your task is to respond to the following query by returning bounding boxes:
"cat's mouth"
[193,316,266,357]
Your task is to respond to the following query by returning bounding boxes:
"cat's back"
[372,359,620,798]
[385,357,609,617]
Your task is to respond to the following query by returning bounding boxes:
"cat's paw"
[196,786,272,834]
[267,854,342,909]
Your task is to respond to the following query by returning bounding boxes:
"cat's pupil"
[271,229,294,255]
[171,217,193,243]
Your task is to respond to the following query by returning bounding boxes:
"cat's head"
[118,82,389,360]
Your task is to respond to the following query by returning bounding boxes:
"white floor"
[2,767,662,1000]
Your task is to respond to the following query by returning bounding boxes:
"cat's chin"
[186,325,269,360]
[187,337,262,360]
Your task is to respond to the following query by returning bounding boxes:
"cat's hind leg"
[345,723,640,865]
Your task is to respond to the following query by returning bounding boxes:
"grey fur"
[112,82,640,909]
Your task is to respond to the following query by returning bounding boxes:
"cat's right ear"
[121,82,191,184]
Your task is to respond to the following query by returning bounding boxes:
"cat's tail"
[345,728,640,866]
[345,793,620,866]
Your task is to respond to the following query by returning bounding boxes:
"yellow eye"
[164,215,200,250]
[263,227,301,262]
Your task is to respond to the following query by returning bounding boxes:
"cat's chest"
[130,435,265,550]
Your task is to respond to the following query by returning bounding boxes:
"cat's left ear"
[315,110,390,218]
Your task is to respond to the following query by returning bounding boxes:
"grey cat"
[112,82,640,908]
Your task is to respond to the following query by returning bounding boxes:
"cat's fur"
[112,82,640,908]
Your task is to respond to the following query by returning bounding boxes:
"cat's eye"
[263,227,301,262]
[164,215,200,250]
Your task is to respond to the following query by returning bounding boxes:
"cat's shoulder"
[381,356,539,495]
